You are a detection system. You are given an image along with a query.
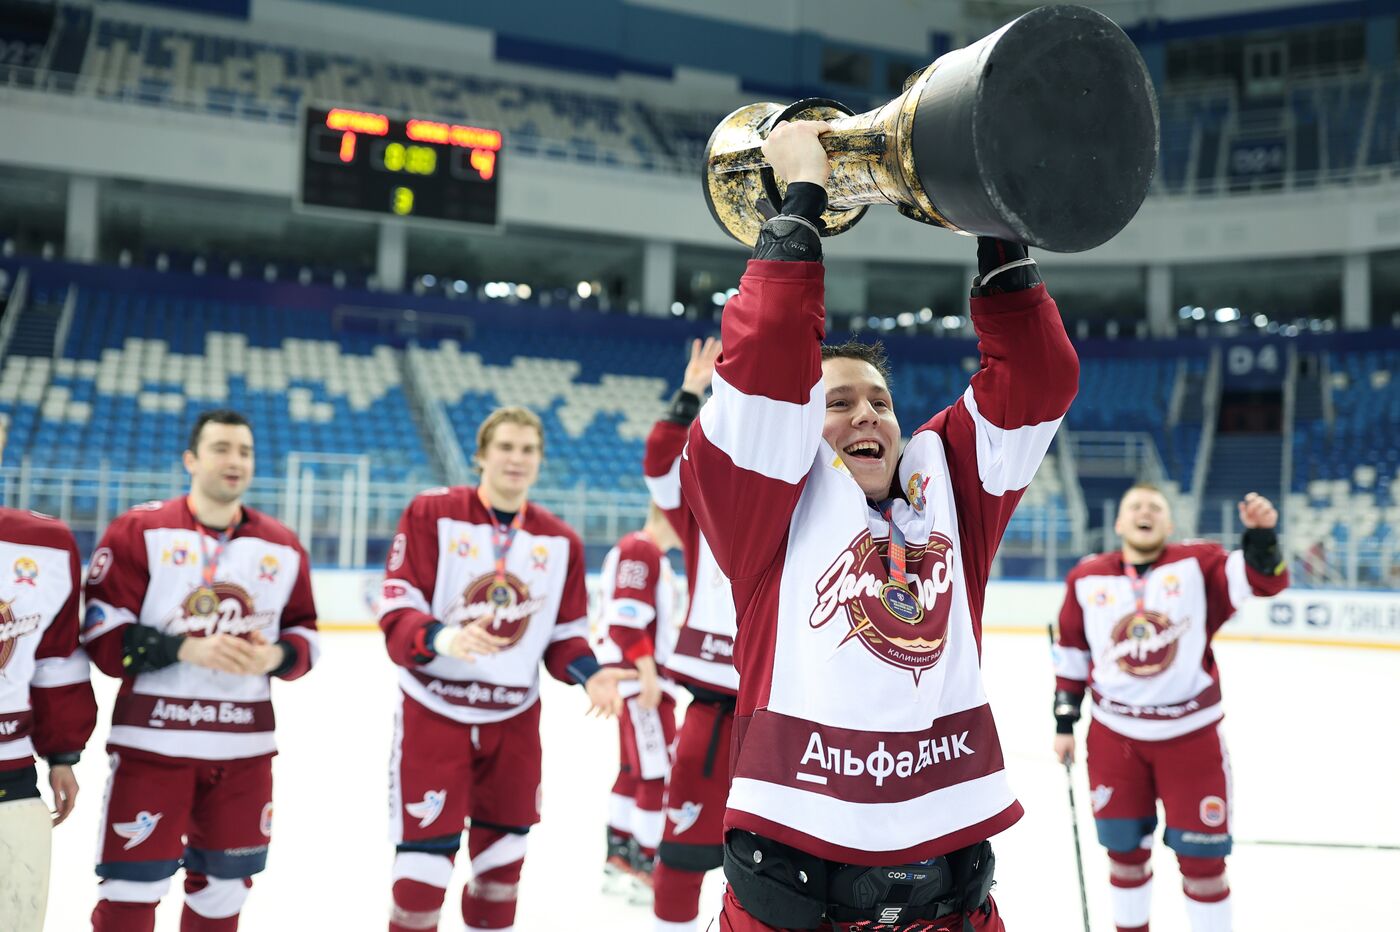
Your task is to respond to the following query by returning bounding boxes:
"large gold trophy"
[703,5,1159,253]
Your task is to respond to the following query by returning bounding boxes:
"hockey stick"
[1236,839,1400,852]
[1049,623,1092,932]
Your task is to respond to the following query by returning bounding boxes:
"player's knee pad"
[1177,855,1230,902]
[467,830,527,883]
[183,874,252,919]
[1095,816,1157,853]
[184,844,268,879]
[1106,847,1153,888]
[392,851,456,890]
[1165,826,1233,858]
[96,876,173,903]
[658,840,724,873]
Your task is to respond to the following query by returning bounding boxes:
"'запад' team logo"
[809,530,957,683]
[451,572,546,648]
[0,597,44,672]
[1104,610,1188,677]
[170,582,271,638]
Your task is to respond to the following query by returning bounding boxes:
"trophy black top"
[912,4,1159,253]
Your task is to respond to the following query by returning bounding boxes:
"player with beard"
[0,415,98,932]
[379,405,632,932]
[683,120,1079,930]
[1052,483,1288,932]
[82,409,319,931]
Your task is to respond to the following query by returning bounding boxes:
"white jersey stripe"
[279,626,322,666]
[728,769,1017,852]
[378,581,431,619]
[1224,549,1251,612]
[961,386,1063,496]
[644,455,683,511]
[1053,645,1091,681]
[700,372,823,485]
[31,649,92,688]
[550,617,589,644]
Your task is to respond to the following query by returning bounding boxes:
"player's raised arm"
[918,237,1079,604]
[681,120,831,582]
[645,336,719,538]
[1199,491,1289,633]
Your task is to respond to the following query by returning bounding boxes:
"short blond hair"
[475,406,544,463]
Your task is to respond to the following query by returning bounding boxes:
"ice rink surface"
[46,630,1400,931]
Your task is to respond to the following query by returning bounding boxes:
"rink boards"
[308,569,1400,649]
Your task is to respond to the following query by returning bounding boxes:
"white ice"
[46,632,1400,930]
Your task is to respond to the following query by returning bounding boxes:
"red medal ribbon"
[187,497,240,587]
[879,500,909,587]
[1123,561,1149,619]
[477,488,526,587]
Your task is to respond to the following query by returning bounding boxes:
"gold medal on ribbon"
[190,587,219,617]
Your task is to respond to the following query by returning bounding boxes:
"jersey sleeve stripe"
[550,617,589,643]
[279,626,322,666]
[644,454,683,510]
[1052,646,1091,681]
[1224,549,1252,610]
[31,650,92,688]
[699,371,824,485]
[378,581,431,618]
[960,386,1063,497]
[604,598,657,628]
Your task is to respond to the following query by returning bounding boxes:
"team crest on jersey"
[169,582,271,638]
[810,530,957,683]
[1093,588,1113,607]
[906,473,931,513]
[1104,611,1189,677]
[1199,795,1226,827]
[162,539,194,566]
[453,535,480,560]
[666,801,703,835]
[406,789,447,828]
[450,572,545,647]
[531,544,549,572]
[1162,574,1181,598]
[12,557,38,586]
[114,811,163,850]
[260,802,274,837]
[1090,785,1114,813]
[0,598,43,671]
[257,555,279,582]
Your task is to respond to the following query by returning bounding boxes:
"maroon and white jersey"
[379,486,592,724]
[1054,542,1289,742]
[0,509,96,770]
[644,420,738,695]
[680,259,1078,865]
[82,497,320,761]
[595,531,684,700]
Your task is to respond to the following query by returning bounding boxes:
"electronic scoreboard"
[298,105,502,225]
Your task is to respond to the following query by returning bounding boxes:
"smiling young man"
[1052,483,1289,932]
[379,405,632,932]
[82,409,320,931]
[0,416,98,932]
[682,120,1079,930]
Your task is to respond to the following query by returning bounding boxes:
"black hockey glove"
[122,624,186,674]
[971,238,1041,297]
[665,389,703,426]
[1053,689,1084,735]
[1241,527,1285,576]
[751,182,826,262]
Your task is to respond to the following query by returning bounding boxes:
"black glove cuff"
[47,752,81,767]
[752,216,823,262]
[666,389,702,426]
[1053,689,1084,734]
[269,640,298,678]
[971,237,1041,296]
[1241,527,1284,576]
[780,181,827,225]
[122,624,185,674]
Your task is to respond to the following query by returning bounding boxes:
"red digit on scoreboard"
[340,132,356,163]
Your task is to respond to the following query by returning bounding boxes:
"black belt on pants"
[683,683,736,778]
[723,830,996,930]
